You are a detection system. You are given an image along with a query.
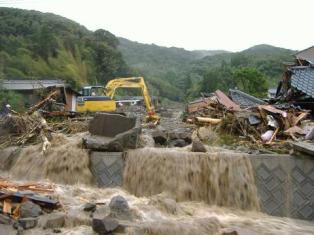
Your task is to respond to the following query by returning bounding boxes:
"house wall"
[65,91,77,112]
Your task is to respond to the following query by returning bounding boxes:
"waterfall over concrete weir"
[123,147,260,211]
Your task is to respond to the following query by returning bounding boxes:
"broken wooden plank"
[27,89,59,115]
[284,126,305,135]
[215,90,241,111]
[187,98,214,113]
[293,112,309,126]
[258,105,288,117]
[3,199,12,214]
[266,128,279,144]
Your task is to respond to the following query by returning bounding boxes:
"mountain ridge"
[0,7,298,102]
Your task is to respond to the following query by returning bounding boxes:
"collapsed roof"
[229,89,266,108]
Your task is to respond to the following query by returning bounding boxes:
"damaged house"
[185,45,314,148]
[0,79,79,112]
[275,46,314,111]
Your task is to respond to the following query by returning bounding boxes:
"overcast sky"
[0,0,313,52]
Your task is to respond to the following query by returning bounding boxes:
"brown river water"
[3,134,314,234]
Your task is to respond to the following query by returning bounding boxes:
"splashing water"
[10,133,94,185]
[4,136,314,235]
[124,147,260,211]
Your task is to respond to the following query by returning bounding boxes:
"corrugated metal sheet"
[291,66,314,98]
[0,80,65,90]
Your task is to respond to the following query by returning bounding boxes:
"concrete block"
[89,113,136,137]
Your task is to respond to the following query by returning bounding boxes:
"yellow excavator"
[76,77,160,122]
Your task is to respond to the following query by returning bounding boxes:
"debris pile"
[0,112,52,150]
[185,89,313,147]
[0,178,60,231]
[0,95,89,150]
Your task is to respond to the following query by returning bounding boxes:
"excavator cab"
[82,86,103,96]
[76,86,116,113]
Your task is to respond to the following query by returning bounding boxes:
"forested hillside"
[0,7,296,102]
[0,7,129,88]
[184,44,296,98]
[118,38,227,101]
[120,38,296,100]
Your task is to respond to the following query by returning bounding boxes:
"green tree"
[0,90,25,112]
[233,67,268,97]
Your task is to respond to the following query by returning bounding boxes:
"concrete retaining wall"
[90,151,124,187]
[250,154,314,220]
[90,151,314,220]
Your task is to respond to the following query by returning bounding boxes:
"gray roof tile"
[229,89,266,108]
[291,67,314,98]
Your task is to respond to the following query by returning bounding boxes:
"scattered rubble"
[0,178,61,232]
[185,88,314,153]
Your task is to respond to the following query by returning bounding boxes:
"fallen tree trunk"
[27,90,59,115]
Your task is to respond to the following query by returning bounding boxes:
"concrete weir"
[85,113,314,220]
[91,151,314,221]
[250,154,314,220]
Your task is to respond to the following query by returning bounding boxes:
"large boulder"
[152,129,167,145]
[192,139,207,152]
[139,133,155,147]
[38,212,65,229]
[0,214,12,225]
[14,217,38,230]
[109,195,131,220]
[92,216,124,235]
[20,201,42,218]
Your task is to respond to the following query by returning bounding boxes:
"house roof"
[295,46,314,64]
[0,80,65,90]
[291,66,314,98]
[229,89,266,108]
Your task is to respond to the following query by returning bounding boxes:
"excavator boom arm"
[104,77,159,122]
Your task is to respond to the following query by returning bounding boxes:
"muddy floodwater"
[9,182,311,235]
[1,135,314,234]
